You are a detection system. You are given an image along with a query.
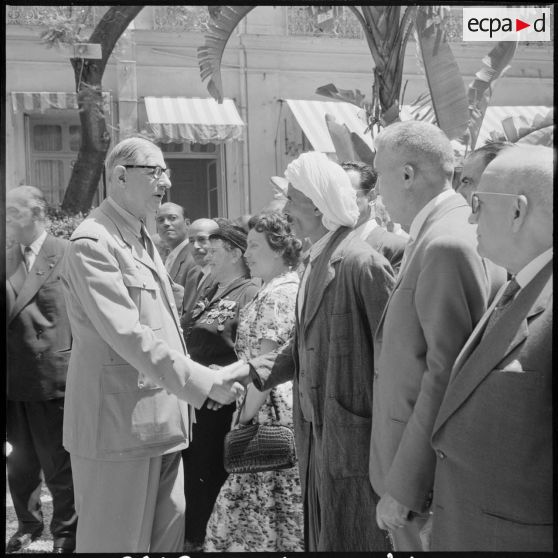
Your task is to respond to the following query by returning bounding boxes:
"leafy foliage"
[46,206,89,239]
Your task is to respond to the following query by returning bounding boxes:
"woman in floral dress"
[204,211,304,552]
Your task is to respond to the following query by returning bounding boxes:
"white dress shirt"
[20,229,48,271]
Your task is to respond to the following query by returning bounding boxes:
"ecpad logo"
[463,7,551,41]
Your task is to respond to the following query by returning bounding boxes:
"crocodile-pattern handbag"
[223,389,297,474]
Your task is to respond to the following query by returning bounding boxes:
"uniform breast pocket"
[122,269,161,326]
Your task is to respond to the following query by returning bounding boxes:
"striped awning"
[476,106,552,146]
[284,99,374,153]
[11,91,112,114]
[144,96,245,144]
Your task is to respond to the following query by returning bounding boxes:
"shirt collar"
[21,229,47,256]
[106,197,144,237]
[408,188,459,242]
[514,247,553,289]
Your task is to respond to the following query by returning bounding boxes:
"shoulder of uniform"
[69,231,100,242]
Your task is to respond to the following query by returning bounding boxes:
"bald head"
[482,145,553,218]
[6,185,48,245]
[471,145,553,273]
[189,218,219,266]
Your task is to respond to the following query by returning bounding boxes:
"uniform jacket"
[250,226,395,551]
[7,234,72,401]
[430,261,552,551]
[61,199,214,461]
[370,194,506,512]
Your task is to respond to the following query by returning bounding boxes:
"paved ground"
[6,479,54,553]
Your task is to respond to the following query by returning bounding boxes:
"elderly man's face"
[120,145,171,219]
[458,153,487,205]
[374,147,408,226]
[283,184,320,240]
[468,168,517,267]
[6,192,36,243]
[189,221,218,266]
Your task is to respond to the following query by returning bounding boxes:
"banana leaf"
[197,6,256,102]
[466,41,517,150]
[350,132,375,166]
[415,6,468,140]
[315,84,367,109]
[502,108,553,145]
[325,114,356,163]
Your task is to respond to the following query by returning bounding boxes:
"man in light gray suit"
[61,137,243,553]
[369,121,505,551]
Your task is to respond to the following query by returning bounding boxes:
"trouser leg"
[183,402,235,543]
[6,400,44,533]
[27,398,76,541]
[150,451,185,552]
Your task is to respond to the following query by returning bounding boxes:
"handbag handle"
[234,385,279,427]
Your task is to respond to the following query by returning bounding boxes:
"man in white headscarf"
[219,151,396,551]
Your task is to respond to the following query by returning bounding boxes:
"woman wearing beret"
[180,218,259,552]
[205,211,304,552]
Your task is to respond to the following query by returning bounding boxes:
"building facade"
[5,5,554,218]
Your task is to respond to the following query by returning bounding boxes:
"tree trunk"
[61,6,143,213]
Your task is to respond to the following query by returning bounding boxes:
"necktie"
[483,277,521,338]
[140,222,155,260]
[23,246,33,272]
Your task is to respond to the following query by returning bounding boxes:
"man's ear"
[114,165,127,187]
[511,194,528,232]
[402,164,415,190]
[313,206,323,217]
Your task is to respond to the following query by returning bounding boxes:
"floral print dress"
[204,271,304,552]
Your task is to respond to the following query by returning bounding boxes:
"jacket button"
[36,352,42,360]
[437,450,446,460]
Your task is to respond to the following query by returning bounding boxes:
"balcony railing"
[6,5,104,27]
[287,6,364,39]
[152,6,210,33]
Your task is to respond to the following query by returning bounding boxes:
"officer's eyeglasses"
[471,192,520,215]
[124,165,171,179]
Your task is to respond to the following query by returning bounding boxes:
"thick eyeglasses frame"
[123,165,171,179]
[471,191,520,215]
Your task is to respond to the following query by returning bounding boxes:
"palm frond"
[197,6,256,102]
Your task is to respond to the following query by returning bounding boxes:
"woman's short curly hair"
[249,211,302,268]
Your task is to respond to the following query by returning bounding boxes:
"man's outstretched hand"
[206,361,252,410]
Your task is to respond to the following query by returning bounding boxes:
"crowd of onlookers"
[5,120,552,553]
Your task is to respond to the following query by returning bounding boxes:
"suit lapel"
[302,227,348,333]
[8,235,60,324]
[433,262,553,434]
[375,194,469,339]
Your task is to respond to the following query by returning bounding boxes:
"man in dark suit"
[6,185,77,553]
[156,202,197,307]
[430,145,553,551]
[369,121,505,551]
[342,161,407,273]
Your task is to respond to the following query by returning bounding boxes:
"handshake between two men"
[206,361,252,409]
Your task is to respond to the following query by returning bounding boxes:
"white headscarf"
[284,151,359,231]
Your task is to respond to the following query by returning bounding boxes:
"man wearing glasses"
[430,145,553,551]
[60,137,244,552]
